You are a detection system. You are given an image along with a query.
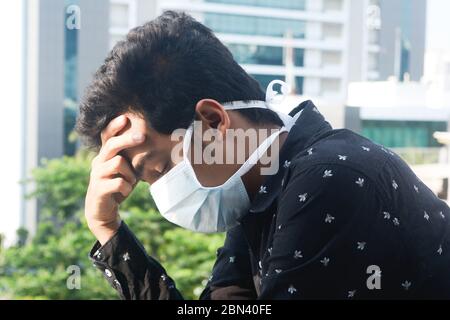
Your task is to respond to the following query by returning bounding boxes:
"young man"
[77,11,450,299]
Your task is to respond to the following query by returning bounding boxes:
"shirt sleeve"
[258,162,385,299]
[90,222,257,300]
[89,222,183,300]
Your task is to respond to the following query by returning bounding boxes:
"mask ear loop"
[221,80,291,111]
[265,80,290,106]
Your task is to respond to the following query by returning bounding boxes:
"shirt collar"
[247,100,333,214]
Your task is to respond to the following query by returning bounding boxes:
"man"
[77,11,450,300]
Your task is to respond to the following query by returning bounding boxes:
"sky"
[426,0,450,50]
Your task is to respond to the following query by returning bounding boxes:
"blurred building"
[346,79,450,200]
[378,0,427,82]
[155,0,426,127]
[424,49,450,92]
[349,0,426,83]
[1,0,110,243]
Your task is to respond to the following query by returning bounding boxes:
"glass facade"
[64,0,79,156]
[228,44,283,65]
[399,0,412,81]
[251,74,285,90]
[362,120,448,148]
[205,0,306,11]
[205,13,306,38]
[227,44,304,67]
[295,77,304,95]
[202,1,307,94]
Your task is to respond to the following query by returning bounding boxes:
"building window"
[205,0,306,11]
[227,44,284,66]
[323,0,344,12]
[109,0,137,49]
[111,2,130,29]
[295,77,304,95]
[251,74,286,90]
[362,120,448,148]
[293,48,305,67]
[368,52,379,72]
[205,13,306,38]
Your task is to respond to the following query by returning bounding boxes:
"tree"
[0,152,224,299]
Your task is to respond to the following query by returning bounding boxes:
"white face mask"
[149,80,299,233]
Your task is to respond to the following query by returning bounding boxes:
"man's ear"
[195,99,230,135]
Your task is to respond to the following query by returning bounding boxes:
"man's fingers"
[97,132,146,163]
[104,178,133,198]
[98,156,137,185]
[100,115,128,145]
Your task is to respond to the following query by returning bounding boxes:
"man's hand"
[85,115,145,245]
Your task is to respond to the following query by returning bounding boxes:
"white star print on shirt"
[298,193,308,202]
[323,170,333,178]
[288,285,297,294]
[259,186,268,194]
[357,242,366,251]
[383,211,391,220]
[441,211,446,219]
[122,252,130,262]
[325,214,335,224]
[94,250,101,259]
[362,146,370,152]
[113,279,121,289]
[338,155,348,161]
[307,148,314,155]
[320,257,330,267]
[283,160,291,168]
[348,290,356,298]
[438,246,443,255]
[275,269,282,274]
[356,178,365,187]
[424,211,430,221]
[229,256,236,263]
[402,281,412,291]
[294,250,303,259]
[414,185,419,193]
[392,180,399,190]
[393,217,400,226]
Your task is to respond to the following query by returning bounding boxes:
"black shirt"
[90,100,450,300]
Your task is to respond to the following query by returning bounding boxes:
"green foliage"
[0,152,224,299]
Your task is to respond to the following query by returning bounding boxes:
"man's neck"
[242,130,288,201]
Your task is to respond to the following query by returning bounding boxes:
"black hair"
[76,10,283,148]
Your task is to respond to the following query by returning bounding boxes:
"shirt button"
[105,269,113,278]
